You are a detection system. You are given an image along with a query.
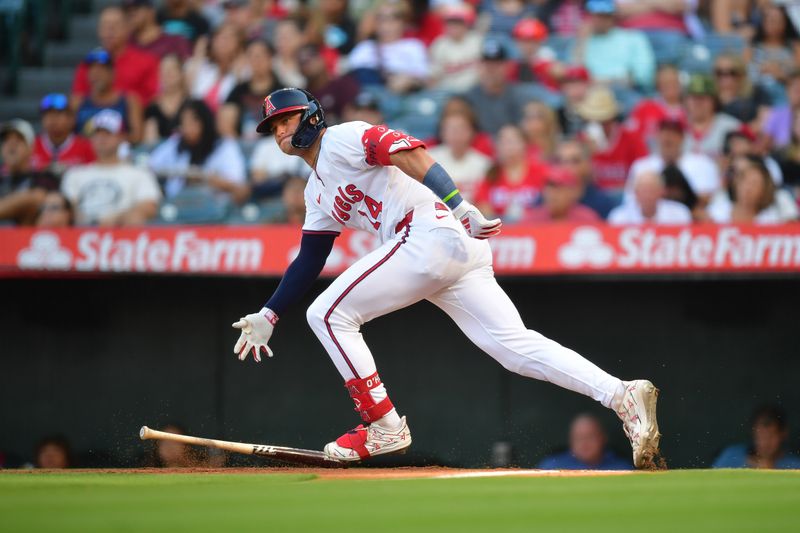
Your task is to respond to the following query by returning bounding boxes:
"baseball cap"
[586,0,616,14]
[89,109,124,134]
[223,0,248,8]
[545,166,580,187]
[512,19,548,41]
[0,119,35,146]
[686,73,715,96]
[40,93,70,113]
[576,86,619,122]
[481,39,508,61]
[84,47,113,66]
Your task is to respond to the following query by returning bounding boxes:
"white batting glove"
[452,200,502,240]
[232,307,278,362]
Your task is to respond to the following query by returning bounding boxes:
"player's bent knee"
[306,297,329,334]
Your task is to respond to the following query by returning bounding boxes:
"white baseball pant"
[306,201,624,409]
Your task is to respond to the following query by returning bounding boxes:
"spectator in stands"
[126,0,191,60]
[298,44,360,126]
[186,22,248,114]
[714,130,797,222]
[305,0,357,55]
[220,39,284,139]
[62,110,161,226]
[474,124,546,222]
[627,118,720,215]
[149,100,249,203]
[523,166,601,223]
[31,93,96,177]
[75,48,144,144]
[223,0,275,43]
[434,96,495,158]
[747,3,800,97]
[35,435,73,469]
[508,18,561,90]
[0,120,56,225]
[572,0,656,91]
[538,414,632,470]
[684,74,741,158]
[144,55,190,144]
[427,112,491,203]
[479,0,537,36]
[627,64,687,150]
[554,139,617,219]
[283,176,308,224]
[608,170,692,225]
[158,0,211,43]
[272,18,307,89]
[762,70,800,152]
[709,0,757,40]
[35,191,74,228]
[428,4,481,93]
[708,155,793,224]
[250,132,311,200]
[342,90,384,124]
[556,66,591,137]
[464,39,529,136]
[72,6,160,107]
[713,405,800,469]
[348,0,429,94]
[714,54,772,128]
[577,86,648,195]
[520,100,560,161]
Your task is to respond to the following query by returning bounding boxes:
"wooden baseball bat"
[139,426,346,468]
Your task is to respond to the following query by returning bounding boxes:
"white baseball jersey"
[302,121,437,243]
[296,120,625,419]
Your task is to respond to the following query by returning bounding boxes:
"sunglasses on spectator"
[714,68,741,78]
[556,156,582,164]
[40,93,69,112]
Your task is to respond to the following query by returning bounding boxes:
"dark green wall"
[1,276,798,468]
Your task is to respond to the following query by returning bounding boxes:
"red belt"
[394,210,414,234]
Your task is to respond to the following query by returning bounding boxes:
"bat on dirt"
[139,426,346,468]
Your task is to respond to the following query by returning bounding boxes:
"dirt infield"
[6,467,641,480]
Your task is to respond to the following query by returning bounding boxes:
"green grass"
[1,470,799,532]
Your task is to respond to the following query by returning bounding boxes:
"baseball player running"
[232,88,661,468]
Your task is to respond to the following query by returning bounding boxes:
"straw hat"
[576,86,619,122]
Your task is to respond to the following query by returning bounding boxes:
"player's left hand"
[452,200,502,240]
[232,307,278,362]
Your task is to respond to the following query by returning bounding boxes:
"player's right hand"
[452,200,502,240]
[232,307,278,362]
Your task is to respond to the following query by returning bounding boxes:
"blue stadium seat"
[702,32,746,58]
[515,82,563,109]
[156,186,233,224]
[642,30,690,66]
[226,198,287,224]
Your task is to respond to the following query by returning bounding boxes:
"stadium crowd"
[2,0,800,227]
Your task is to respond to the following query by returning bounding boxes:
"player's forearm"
[264,232,337,316]
[390,148,463,209]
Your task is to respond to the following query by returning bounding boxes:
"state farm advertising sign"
[1,224,799,277]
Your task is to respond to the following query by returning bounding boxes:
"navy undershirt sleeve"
[265,232,338,316]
